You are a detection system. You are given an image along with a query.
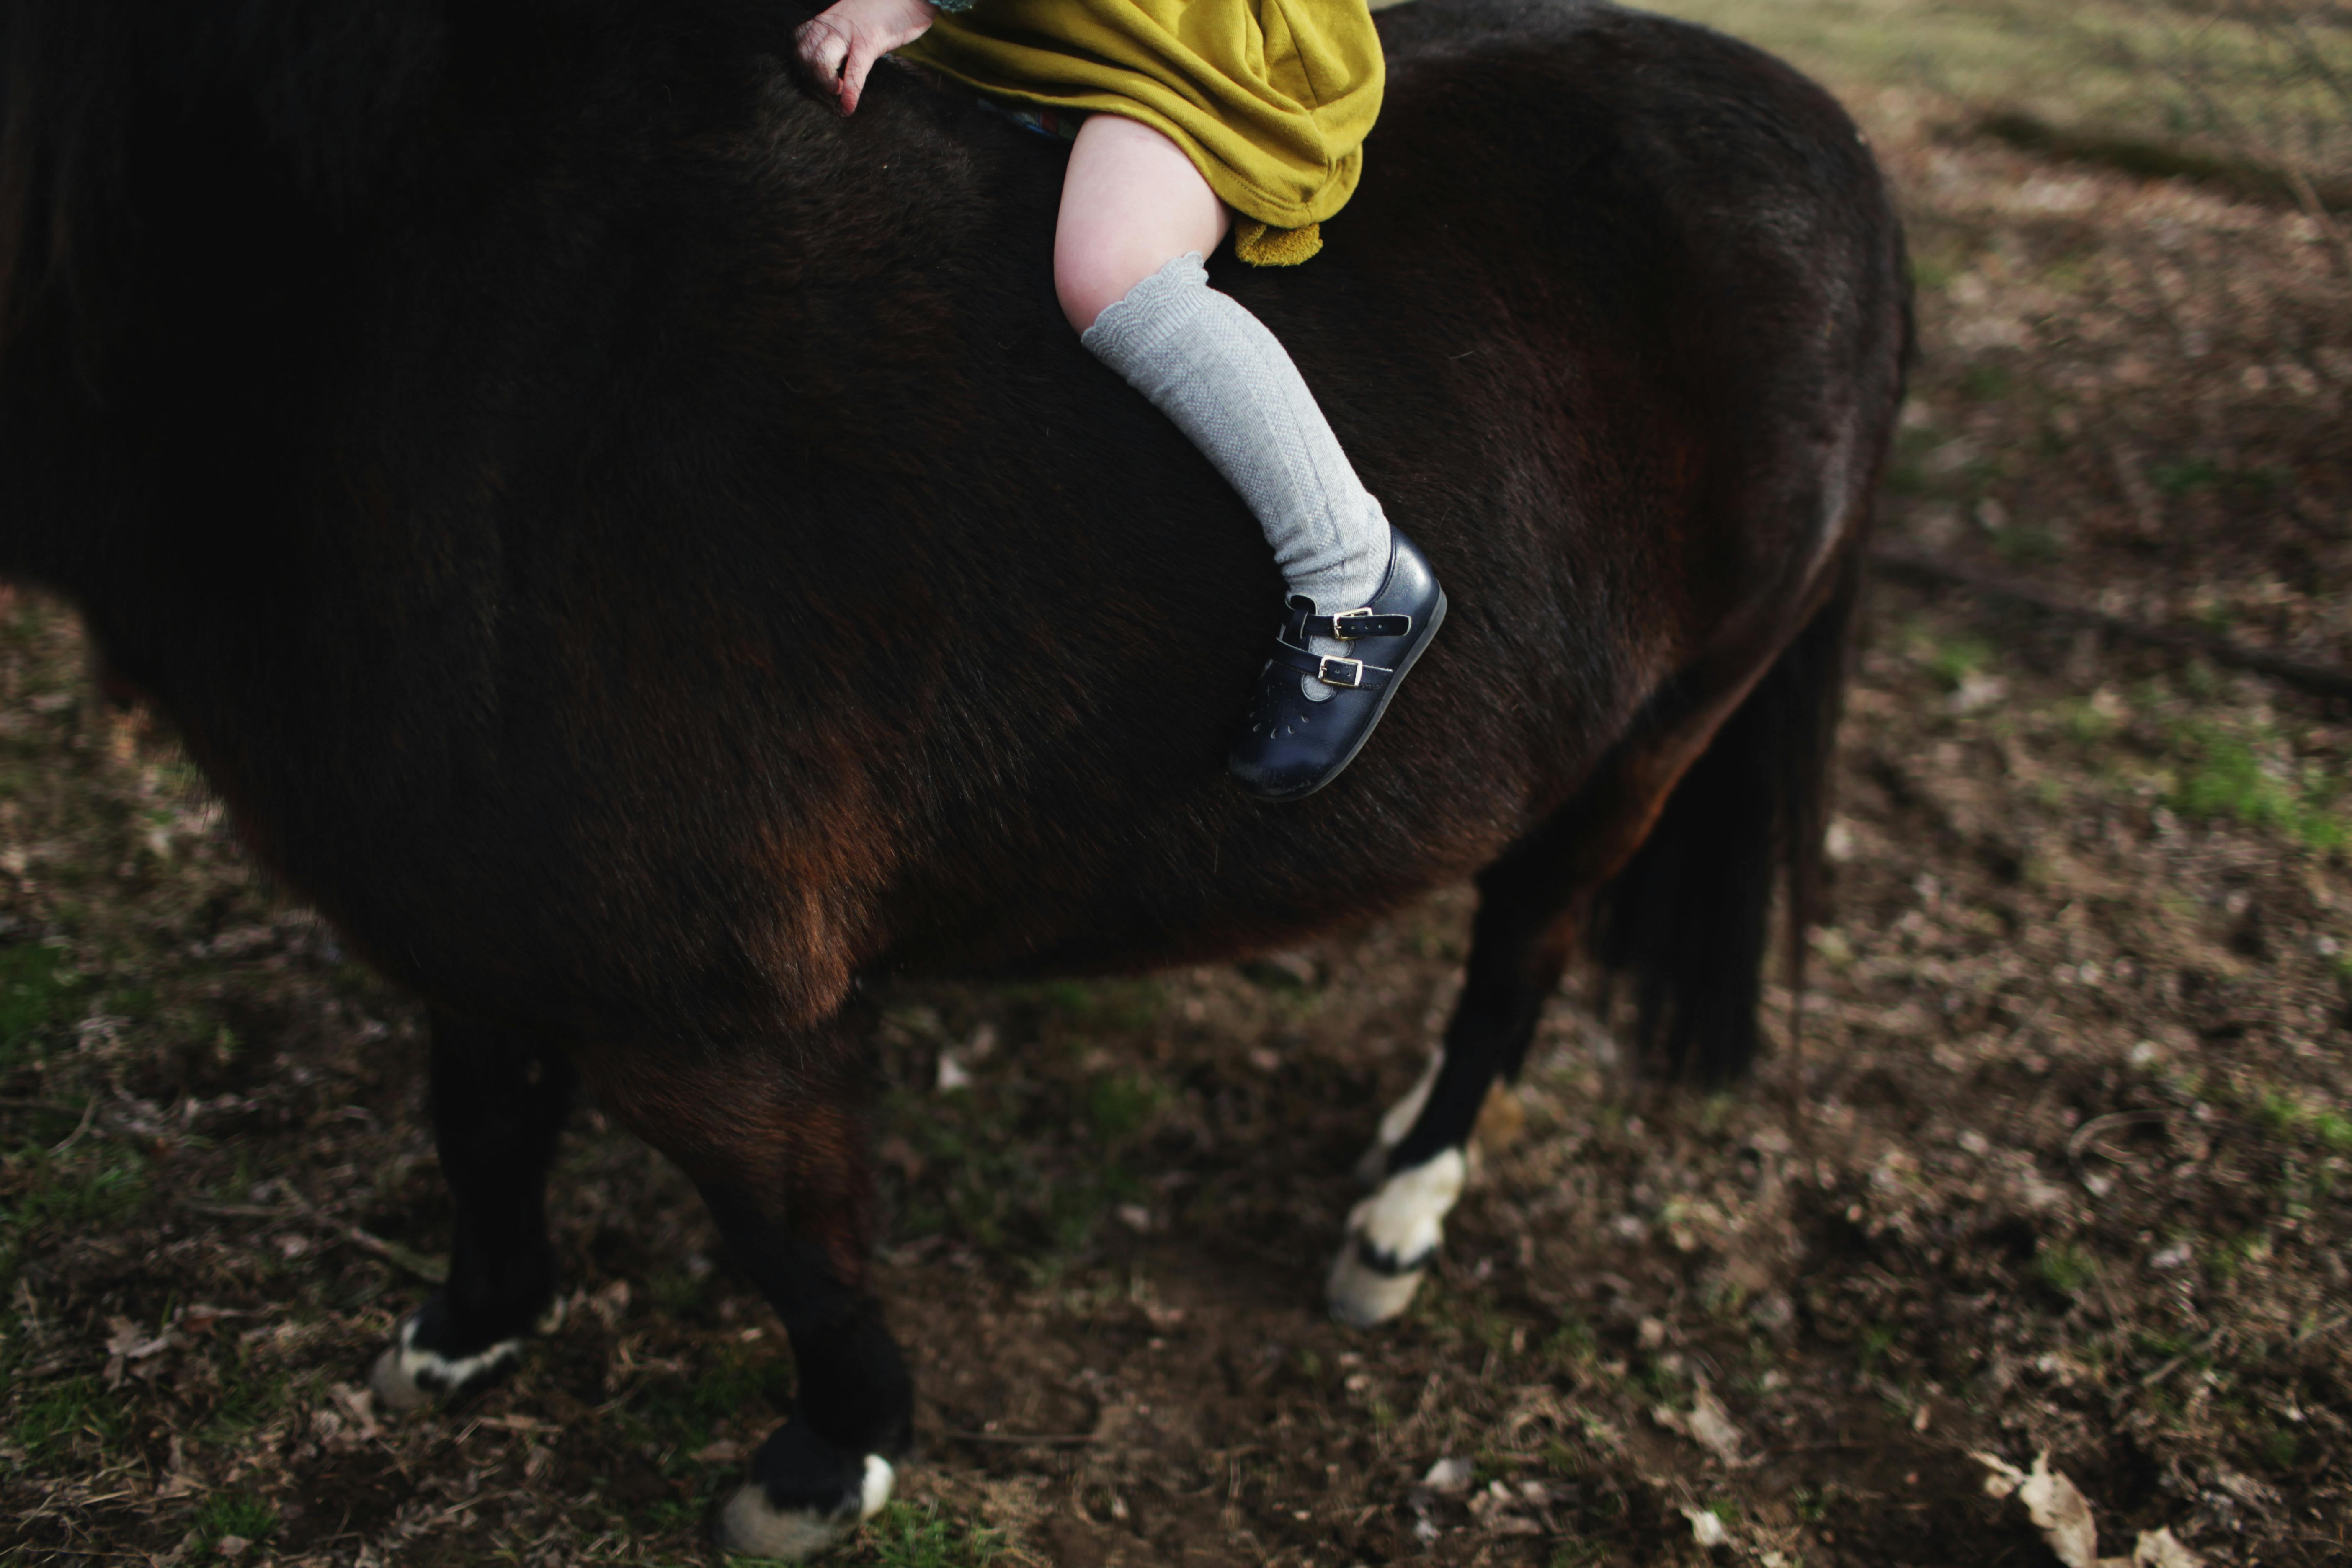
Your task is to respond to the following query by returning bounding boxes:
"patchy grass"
[2035,1241,2102,1300]
[1638,0,2352,186]
[2167,720,2349,853]
[0,944,81,1071]
[848,1504,1007,1568]
[10,1377,127,1465]
[2254,1089,2352,1155]
[191,1494,279,1553]
[2,1146,150,1232]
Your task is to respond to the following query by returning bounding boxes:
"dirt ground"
[4,13,2350,1568]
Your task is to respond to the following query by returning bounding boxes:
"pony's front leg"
[372,1010,576,1409]
[582,1024,910,1560]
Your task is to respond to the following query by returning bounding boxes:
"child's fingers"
[841,36,886,115]
[792,18,853,106]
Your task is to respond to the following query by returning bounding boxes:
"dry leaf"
[1682,1505,1730,1547]
[1421,1455,1474,1493]
[1975,1450,2029,1499]
[2019,1456,2099,1568]
[1655,1376,1747,1467]
[588,1278,631,1328]
[1975,1451,2099,1568]
[1684,1379,1747,1466]
[2209,1465,2278,1513]
[2132,1528,2203,1568]
[155,1434,199,1499]
[101,1315,174,1388]
[330,1382,382,1442]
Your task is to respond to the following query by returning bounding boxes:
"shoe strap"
[1270,639,1396,691]
[1300,609,1413,640]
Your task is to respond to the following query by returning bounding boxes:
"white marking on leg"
[858,1454,895,1519]
[1326,1148,1467,1328]
[1355,1048,1444,1185]
[369,1314,524,1413]
[1356,1147,1466,1263]
[713,1454,895,1559]
[1380,1049,1445,1149]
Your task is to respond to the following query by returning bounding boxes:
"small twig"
[338,1225,449,1284]
[2066,1110,2173,1162]
[173,1195,448,1282]
[49,1094,100,1155]
[2141,1327,2226,1388]
[176,1198,292,1219]
[1870,544,2352,699]
[941,1429,1100,1447]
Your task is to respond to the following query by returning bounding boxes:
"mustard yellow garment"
[897,0,1384,263]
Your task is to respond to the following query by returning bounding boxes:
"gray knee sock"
[1081,252,1394,701]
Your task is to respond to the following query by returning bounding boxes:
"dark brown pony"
[0,0,1907,1552]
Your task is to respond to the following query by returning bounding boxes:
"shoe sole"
[1268,586,1449,804]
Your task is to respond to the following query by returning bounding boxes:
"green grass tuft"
[1085,1072,1162,1143]
[3,1148,151,1230]
[12,1375,127,1463]
[2054,697,2120,745]
[1855,1322,1899,1378]
[1957,362,2014,402]
[2167,722,2347,853]
[1916,631,1994,691]
[859,1502,1007,1568]
[2036,1243,2100,1299]
[0,944,82,1067]
[2254,1090,2352,1154]
[192,1493,280,1550]
[627,1341,794,1452]
[198,1367,291,1448]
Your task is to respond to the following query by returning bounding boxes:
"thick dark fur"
[0,0,1909,1522]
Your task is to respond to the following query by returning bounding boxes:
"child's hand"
[794,0,940,117]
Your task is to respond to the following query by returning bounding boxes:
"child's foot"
[1228,529,1447,802]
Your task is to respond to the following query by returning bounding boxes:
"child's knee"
[1054,241,1149,335]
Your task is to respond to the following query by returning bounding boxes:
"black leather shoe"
[1228,529,1447,802]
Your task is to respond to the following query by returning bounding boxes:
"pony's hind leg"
[579,1021,910,1561]
[1328,839,1587,1326]
[1328,566,1857,1326]
[372,1011,576,1410]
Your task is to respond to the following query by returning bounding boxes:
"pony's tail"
[1592,545,1862,1083]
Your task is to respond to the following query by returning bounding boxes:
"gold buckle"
[1315,655,1366,689]
[1331,606,1376,639]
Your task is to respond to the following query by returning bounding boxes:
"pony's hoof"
[714,1453,893,1559]
[368,1313,524,1413]
[1323,1147,1465,1327]
[1326,1233,1429,1327]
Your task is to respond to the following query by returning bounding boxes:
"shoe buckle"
[1330,606,1375,639]
[1315,655,1366,689]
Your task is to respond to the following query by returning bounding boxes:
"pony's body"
[0,0,1906,1550]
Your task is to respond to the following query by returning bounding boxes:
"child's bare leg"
[1054,116,1229,331]
[1063,117,1439,800]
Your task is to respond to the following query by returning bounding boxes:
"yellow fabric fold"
[1234,219,1321,265]
[898,0,1382,263]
